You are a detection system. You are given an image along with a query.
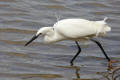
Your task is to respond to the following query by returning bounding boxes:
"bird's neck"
[44,30,64,44]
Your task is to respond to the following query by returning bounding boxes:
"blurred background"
[0,0,120,80]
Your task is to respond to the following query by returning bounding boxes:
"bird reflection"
[72,65,120,80]
[97,66,120,80]
[75,67,80,79]
[72,66,80,80]
[112,67,120,80]
[55,63,120,80]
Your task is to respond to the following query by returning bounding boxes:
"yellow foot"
[108,60,120,70]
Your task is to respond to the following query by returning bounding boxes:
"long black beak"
[24,35,39,46]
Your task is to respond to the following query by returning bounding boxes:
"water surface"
[0,0,120,80]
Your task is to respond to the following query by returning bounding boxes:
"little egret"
[25,17,113,68]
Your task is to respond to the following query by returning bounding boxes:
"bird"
[25,17,113,69]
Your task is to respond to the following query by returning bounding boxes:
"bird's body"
[25,17,113,69]
[36,18,111,44]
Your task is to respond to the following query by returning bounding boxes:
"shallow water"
[0,0,120,80]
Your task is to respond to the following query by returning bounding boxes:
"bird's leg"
[90,39,112,69]
[70,41,81,66]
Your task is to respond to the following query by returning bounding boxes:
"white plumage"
[35,18,111,44]
[25,17,112,68]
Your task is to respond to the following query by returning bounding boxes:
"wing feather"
[54,19,96,39]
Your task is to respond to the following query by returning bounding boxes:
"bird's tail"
[105,26,111,32]
[97,17,111,32]
[103,17,108,22]
[95,17,111,36]
[103,17,111,32]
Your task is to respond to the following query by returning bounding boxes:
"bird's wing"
[54,19,97,39]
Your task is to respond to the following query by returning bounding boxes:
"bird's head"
[24,27,53,46]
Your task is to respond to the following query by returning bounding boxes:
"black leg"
[70,41,81,66]
[90,39,111,62]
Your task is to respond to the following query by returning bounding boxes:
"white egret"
[25,17,113,68]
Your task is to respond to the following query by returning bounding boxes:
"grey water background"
[0,0,120,80]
